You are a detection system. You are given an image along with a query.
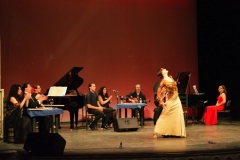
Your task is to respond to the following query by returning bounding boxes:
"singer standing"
[153,68,186,138]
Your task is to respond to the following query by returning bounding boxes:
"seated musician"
[5,84,32,143]
[126,84,147,119]
[32,84,45,108]
[97,86,116,128]
[22,83,51,133]
[202,85,227,125]
[86,83,112,130]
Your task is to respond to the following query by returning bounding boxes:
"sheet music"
[47,86,67,96]
[193,85,205,95]
[193,85,199,94]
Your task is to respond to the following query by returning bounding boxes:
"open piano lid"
[176,72,191,94]
[44,67,84,95]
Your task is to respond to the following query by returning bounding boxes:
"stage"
[1,120,240,160]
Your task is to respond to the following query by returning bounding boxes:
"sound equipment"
[23,133,66,156]
[113,118,139,132]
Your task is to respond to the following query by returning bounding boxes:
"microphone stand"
[114,91,120,118]
[115,92,119,104]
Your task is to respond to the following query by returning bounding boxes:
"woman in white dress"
[153,68,186,138]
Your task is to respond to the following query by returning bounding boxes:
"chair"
[3,97,14,143]
[218,100,232,124]
[179,93,188,126]
[85,105,96,130]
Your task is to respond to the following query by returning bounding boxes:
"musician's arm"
[217,93,226,106]
[35,94,44,107]
[28,99,41,108]
[98,95,111,105]
[10,96,28,108]
[87,103,99,110]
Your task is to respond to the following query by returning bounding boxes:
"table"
[27,108,64,133]
[113,103,146,128]
[43,104,65,107]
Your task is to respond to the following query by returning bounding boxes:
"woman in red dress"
[203,85,227,125]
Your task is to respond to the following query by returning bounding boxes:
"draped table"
[27,108,64,133]
[113,103,146,128]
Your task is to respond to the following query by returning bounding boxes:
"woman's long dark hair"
[7,84,22,104]
[98,86,109,98]
[157,68,163,78]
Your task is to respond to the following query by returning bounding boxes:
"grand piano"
[176,72,207,123]
[44,67,85,129]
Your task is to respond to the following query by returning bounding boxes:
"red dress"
[203,96,224,125]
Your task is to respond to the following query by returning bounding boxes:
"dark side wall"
[1,0,197,118]
[197,0,240,119]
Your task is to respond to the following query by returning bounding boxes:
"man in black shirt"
[22,83,51,133]
[86,83,111,130]
[126,84,146,120]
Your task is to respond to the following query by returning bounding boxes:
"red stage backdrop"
[1,0,197,121]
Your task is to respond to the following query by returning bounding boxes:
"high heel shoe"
[198,119,205,124]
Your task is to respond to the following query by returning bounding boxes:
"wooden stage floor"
[1,119,240,160]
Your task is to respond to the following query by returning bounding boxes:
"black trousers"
[131,107,144,120]
[36,116,51,133]
[103,107,116,125]
[88,108,112,127]
[153,107,163,125]
[13,116,32,143]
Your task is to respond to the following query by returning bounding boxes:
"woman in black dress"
[98,86,116,127]
[5,84,32,143]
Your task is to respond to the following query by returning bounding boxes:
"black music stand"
[176,72,191,94]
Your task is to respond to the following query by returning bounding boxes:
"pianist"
[86,83,111,130]
[22,83,51,133]
[202,85,227,125]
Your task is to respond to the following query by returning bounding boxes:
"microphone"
[113,90,119,93]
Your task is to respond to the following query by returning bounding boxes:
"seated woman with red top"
[203,85,227,125]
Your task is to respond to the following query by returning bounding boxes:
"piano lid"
[176,72,191,94]
[44,67,84,95]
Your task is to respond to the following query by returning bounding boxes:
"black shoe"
[198,119,205,124]
[101,125,108,130]
[75,125,79,130]
[89,125,97,130]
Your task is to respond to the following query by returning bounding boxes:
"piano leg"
[191,107,198,124]
[68,102,79,130]
[74,108,79,129]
